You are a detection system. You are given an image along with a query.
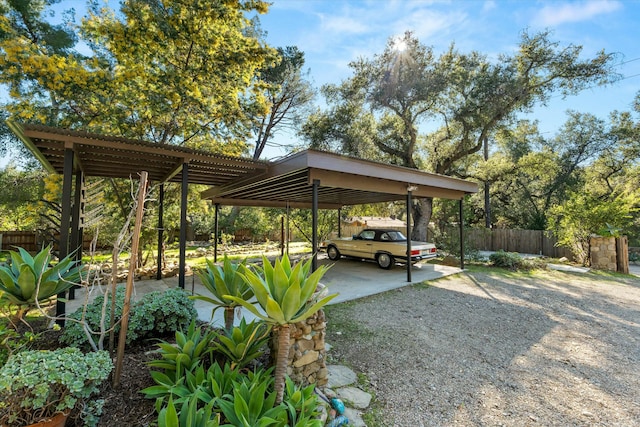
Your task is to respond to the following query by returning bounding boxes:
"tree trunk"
[411,198,433,241]
[224,307,235,331]
[274,324,291,405]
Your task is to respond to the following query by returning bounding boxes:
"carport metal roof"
[7,121,268,186]
[201,150,478,208]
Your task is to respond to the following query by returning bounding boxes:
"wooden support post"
[114,171,148,388]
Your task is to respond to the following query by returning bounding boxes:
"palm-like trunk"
[224,307,235,331]
[274,324,291,404]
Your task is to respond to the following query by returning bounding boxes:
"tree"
[0,165,46,230]
[548,191,637,265]
[251,46,315,160]
[481,112,614,229]
[1,0,276,149]
[301,30,618,240]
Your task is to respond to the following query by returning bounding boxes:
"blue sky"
[256,0,640,157]
[5,0,640,162]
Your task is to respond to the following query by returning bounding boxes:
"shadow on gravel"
[325,269,640,426]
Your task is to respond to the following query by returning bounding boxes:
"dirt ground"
[325,267,640,427]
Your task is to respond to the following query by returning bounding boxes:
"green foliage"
[148,321,216,381]
[282,378,322,427]
[158,396,220,427]
[0,321,40,366]
[193,255,253,329]
[0,348,112,426]
[548,192,637,265]
[489,250,524,270]
[0,245,81,319]
[212,318,271,370]
[61,287,197,349]
[217,369,287,427]
[0,166,45,230]
[229,254,336,326]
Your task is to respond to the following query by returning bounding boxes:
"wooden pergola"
[8,122,478,317]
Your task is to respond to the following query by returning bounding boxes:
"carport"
[8,122,478,317]
[201,150,478,278]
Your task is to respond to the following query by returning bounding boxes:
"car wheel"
[376,253,394,269]
[327,245,341,260]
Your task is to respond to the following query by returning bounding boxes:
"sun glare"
[392,36,407,53]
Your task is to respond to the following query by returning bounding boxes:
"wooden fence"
[0,231,95,253]
[446,227,575,259]
[0,231,39,252]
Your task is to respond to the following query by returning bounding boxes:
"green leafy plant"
[228,254,336,404]
[61,287,197,349]
[0,321,40,367]
[489,250,524,270]
[158,395,220,427]
[193,255,254,330]
[196,362,241,410]
[0,347,112,426]
[217,370,287,427]
[0,245,81,323]
[148,321,216,381]
[212,318,271,370]
[282,378,322,427]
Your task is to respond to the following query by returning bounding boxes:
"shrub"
[489,250,524,270]
[0,348,112,426]
[61,286,197,349]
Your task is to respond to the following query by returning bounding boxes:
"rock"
[327,365,357,388]
[343,407,366,427]
[337,386,372,409]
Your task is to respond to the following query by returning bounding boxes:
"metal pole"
[179,164,189,289]
[459,198,465,270]
[337,207,342,238]
[214,203,219,263]
[56,148,74,323]
[406,190,412,282]
[156,184,164,280]
[312,179,319,271]
[69,171,84,300]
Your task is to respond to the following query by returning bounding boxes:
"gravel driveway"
[325,268,640,426]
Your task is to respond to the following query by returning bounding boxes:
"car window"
[387,231,406,241]
[380,233,390,241]
[360,230,375,240]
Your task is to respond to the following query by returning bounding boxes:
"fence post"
[616,236,629,274]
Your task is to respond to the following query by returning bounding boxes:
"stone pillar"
[271,308,329,388]
[590,236,618,271]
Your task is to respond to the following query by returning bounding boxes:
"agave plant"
[212,318,271,370]
[193,255,253,330]
[226,254,336,404]
[0,245,81,323]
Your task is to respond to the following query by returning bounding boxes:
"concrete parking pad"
[65,256,462,328]
[317,255,462,304]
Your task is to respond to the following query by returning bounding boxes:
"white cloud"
[533,0,622,26]
[318,14,371,35]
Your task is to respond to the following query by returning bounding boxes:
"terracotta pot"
[26,411,69,427]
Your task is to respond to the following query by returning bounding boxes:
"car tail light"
[410,249,420,256]
[430,248,436,253]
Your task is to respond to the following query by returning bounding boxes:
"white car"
[324,228,437,269]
